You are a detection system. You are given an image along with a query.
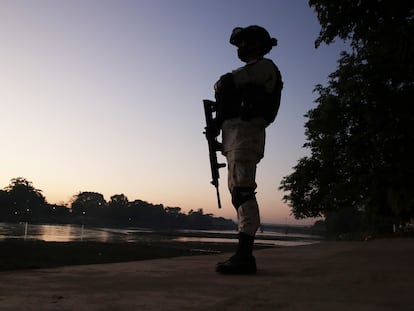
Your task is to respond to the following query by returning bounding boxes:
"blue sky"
[0,0,348,224]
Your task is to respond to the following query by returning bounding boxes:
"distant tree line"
[0,177,236,230]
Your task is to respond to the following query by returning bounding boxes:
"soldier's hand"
[206,119,220,138]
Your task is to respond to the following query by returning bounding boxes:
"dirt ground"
[0,238,413,311]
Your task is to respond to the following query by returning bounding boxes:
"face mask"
[237,45,262,62]
[237,47,251,62]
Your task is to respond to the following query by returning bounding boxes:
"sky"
[0,0,348,225]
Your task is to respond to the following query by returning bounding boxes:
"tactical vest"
[215,62,283,126]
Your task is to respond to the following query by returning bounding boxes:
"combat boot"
[216,232,256,274]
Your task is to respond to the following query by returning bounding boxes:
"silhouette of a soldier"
[214,25,283,274]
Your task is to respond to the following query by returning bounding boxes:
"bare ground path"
[0,238,413,311]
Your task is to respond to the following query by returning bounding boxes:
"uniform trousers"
[222,117,266,236]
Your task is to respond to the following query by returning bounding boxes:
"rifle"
[203,99,226,209]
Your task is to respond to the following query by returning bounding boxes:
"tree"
[4,177,47,217]
[108,194,129,209]
[71,191,106,216]
[280,1,414,234]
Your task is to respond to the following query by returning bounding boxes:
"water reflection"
[37,224,114,242]
[0,223,138,243]
[0,223,81,242]
[38,224,79,242]
[0,222,27,239]
[0,222,320,247]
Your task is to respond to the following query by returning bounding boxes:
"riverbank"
[1,238,412,310]
[0,239,272,271]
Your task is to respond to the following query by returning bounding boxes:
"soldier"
[214,25,283,274]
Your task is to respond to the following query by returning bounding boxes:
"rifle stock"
[203,99,226,209]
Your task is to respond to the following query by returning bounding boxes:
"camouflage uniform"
[218,58,281,236]
[214,25,282,274]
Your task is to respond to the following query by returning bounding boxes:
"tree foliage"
[4,177,46,212]
[280,1,414,234]
[71,191,106,215]
[108,194,129,209]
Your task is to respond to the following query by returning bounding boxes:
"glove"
[207,119,221,138]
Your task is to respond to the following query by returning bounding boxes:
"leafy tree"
[3,177,46,216]
[71,191,106,216]
[108,194,129,209]
[280,1,414,234]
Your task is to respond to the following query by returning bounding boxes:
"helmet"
[229,25,277,55]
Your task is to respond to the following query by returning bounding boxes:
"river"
[0,222,320,247]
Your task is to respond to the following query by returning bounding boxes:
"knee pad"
[231,187,256,209]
